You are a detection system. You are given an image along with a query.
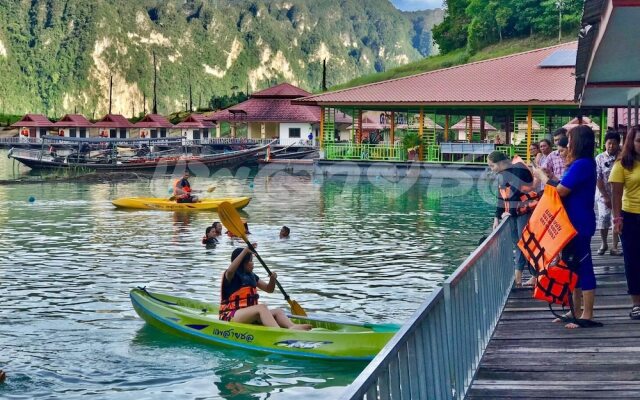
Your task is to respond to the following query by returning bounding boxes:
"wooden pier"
[468,238,640,399]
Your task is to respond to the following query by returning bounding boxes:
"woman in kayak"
[219,246,311,330]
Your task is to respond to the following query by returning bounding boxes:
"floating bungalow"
[133,114,174,138]
[206,82,351,146]
[296,41,606,164]
[175,113,215,141]
[94,114,134,139]
[53,114,93,138]
[11,114,53,139]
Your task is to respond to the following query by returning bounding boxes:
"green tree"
[432,0,470,54]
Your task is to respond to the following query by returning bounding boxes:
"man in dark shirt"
[488,151,535,287]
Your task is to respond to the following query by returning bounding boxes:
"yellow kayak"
[112,196,251,211]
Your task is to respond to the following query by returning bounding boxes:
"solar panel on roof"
[539,49,577,68]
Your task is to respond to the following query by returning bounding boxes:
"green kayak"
[130,288,399,360]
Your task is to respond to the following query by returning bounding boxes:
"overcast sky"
[391,0,444,11]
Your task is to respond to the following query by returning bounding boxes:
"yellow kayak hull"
[112,196,251,211]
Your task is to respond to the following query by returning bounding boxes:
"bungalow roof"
[11,114,53,127]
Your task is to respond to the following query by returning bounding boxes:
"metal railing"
[0,137,43,145]
[325,143,405,161]
[199,138,278,145]
[340,218,513,400]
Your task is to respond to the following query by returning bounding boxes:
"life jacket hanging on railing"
[518,183,578,307]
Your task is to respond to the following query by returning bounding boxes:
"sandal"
[630,306,640,320]
[597,245,608,255]
[610,248,623,256]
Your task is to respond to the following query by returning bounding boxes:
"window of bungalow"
[39,128,47,137]
[193,129,200,140]
[150,129,158,138]
[160,128,167,138]
[109,129,117,138]
[203,128,209,139]
[289,127,301,138]
[119,128,127,139]
[70,128,77,138]
[79,128,87,138]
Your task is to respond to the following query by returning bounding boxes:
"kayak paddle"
[217,201,307,316]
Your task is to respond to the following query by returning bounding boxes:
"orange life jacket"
[498,156,539,216]
[518,184,577,273]
[173,178,191,200]
[219,276,259,319]
[532,259,579,306]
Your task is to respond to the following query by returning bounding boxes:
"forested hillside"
[0,0,443,118]
[433,0,583,53]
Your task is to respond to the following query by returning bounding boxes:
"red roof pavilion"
[207,82,350,124]
[296,42,578,107]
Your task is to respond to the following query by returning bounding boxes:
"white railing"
[340,218,513,399]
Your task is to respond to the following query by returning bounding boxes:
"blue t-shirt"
[560,158,596,237]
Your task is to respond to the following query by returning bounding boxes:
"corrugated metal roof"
[93,114,134,128]
[53,114,93,127]
[134,114,174,128]
[298,42,578,106]
[11,114,53,127]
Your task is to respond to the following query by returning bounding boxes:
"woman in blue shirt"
[539,125,600,328]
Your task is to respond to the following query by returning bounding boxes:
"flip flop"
[575,319,604,328]
[552,315,575,323]
[630,306,640,320]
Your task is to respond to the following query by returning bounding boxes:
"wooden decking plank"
[467,237,640,399]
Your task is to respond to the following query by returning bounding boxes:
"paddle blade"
[217,201,247,240]
[288,299,307,316]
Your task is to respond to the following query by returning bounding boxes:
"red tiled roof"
[53,114,93,127]
[175,113,215,128]
[11,114,53,127]
[134,114,174,128]
[93,114,134,128]
[297,42,578,106]
[250,83,311,99]
[450,116,497,131]
[207,98,353,124]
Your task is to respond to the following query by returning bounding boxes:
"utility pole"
[557,0,563,42]
[108,75,113,114]
[152,51,158,114]
[322,59,327,92]
[188,69,193,112]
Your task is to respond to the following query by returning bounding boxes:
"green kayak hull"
[130,288,399,360]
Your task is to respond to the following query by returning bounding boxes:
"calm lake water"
[0,150,494,399]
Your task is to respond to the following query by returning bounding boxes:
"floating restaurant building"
[296,41,606,164]
[207,82,351,146]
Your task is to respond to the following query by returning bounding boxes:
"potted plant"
[402,132,422,161]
